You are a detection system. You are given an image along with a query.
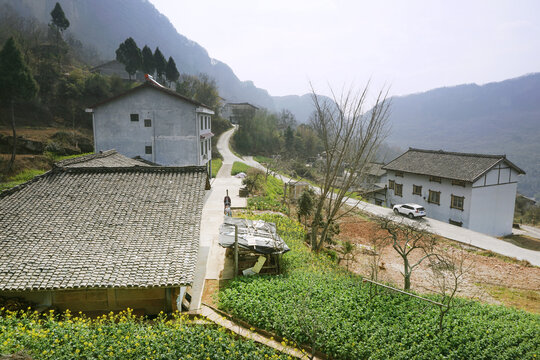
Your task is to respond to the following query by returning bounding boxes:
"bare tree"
[427,247,474,333]
[376,216,438,290]
[309,84,390,251]
[367,231,391,282]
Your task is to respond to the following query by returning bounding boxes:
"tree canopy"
[50,2,70,33]
[115,37,141,80]
[153,47,167,82]
[165,56,179,84]
[141,45,155,75]
[0,37,37,102]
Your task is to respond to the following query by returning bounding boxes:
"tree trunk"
[403,256,411,290]
[7,100,16,174]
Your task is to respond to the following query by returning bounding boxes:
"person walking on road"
[224,190,232,216]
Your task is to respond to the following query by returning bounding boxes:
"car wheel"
[394,208,399,215]
[408,213,414,219]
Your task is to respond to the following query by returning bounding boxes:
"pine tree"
[165,56,179,86]
[50,2,70,32]
[153,47,167,83]
[115,37,142,80]
[49,2,70,65]
[141,45,155,75]
[0,37,38,174]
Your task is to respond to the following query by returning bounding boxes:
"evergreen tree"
[50,2,70,32]
[165,56,179,86]
[115,37,141,80]
[141,45,155,75]
[49,2,70,64]
[0,37,38,174]
[284,125,295,156]
[153,47,167,83]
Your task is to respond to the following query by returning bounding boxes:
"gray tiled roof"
[56,150,152,168]
[0,166,207,291]
[383,148,525,182]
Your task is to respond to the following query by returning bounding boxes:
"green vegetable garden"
[219,214,540,359]
[0,309,290,359]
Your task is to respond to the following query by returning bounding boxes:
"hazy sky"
[150,0,540,97]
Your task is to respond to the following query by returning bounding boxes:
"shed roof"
[0,165,207,291]
[383,148,525,182]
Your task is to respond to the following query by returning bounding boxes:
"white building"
[383,148,525,236]
[86,76,214,175]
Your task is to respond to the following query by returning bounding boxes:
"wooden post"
[234,225,239,276]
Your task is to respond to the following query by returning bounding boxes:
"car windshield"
[417,207,425,211]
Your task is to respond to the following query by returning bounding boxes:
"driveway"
[189,126,247,310]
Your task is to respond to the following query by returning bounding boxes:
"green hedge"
[231,162,251,175]
[0,309,291,359]
[219,215,540,360]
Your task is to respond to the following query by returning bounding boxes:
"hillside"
[1,0,318,121]
[386,73,540,199]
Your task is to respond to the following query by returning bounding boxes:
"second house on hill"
[86,77,214,175]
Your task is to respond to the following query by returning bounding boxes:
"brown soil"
[336,215,540,312]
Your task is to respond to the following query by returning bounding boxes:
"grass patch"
[219,214,540,360]
[500,234,540,252]
[231,161,251,175]
[0,169,47,191]
[475,249,533,267]
[480,284,540,314]
[0,309,290,359]
[46,152,93,162]
[211,158,222,178]
[253,155,273,164]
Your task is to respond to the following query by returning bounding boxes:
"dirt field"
[336,214,540,313]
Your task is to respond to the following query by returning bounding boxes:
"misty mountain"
[385,73,540,199]
[1,0,318,121]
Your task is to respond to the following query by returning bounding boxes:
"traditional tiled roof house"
[383,148,525,236]
[0,151,207,314]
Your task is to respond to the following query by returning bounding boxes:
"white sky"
[150,0,540,97]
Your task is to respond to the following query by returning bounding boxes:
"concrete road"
[189,126,247,310]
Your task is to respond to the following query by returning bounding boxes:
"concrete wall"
[469,164,520,236]
[386,171,472,227]
[93,87,211,166]
[1,287,178,315]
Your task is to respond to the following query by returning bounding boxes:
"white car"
[393,204,426,219]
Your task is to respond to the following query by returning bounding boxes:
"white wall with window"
[386,171,472,228]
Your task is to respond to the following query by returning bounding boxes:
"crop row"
[0,309,291,360]
[219,214,540,360]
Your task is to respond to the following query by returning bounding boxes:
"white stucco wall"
[386,172,472,226]
[468,165,520,236]
[92,87,211,166]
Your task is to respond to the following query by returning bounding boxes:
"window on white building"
[395,183,403,197]
[451,195,464,210]
[428,190,440,205]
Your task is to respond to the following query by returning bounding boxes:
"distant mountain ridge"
[1,0,316,120]
[385,73,540,199]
